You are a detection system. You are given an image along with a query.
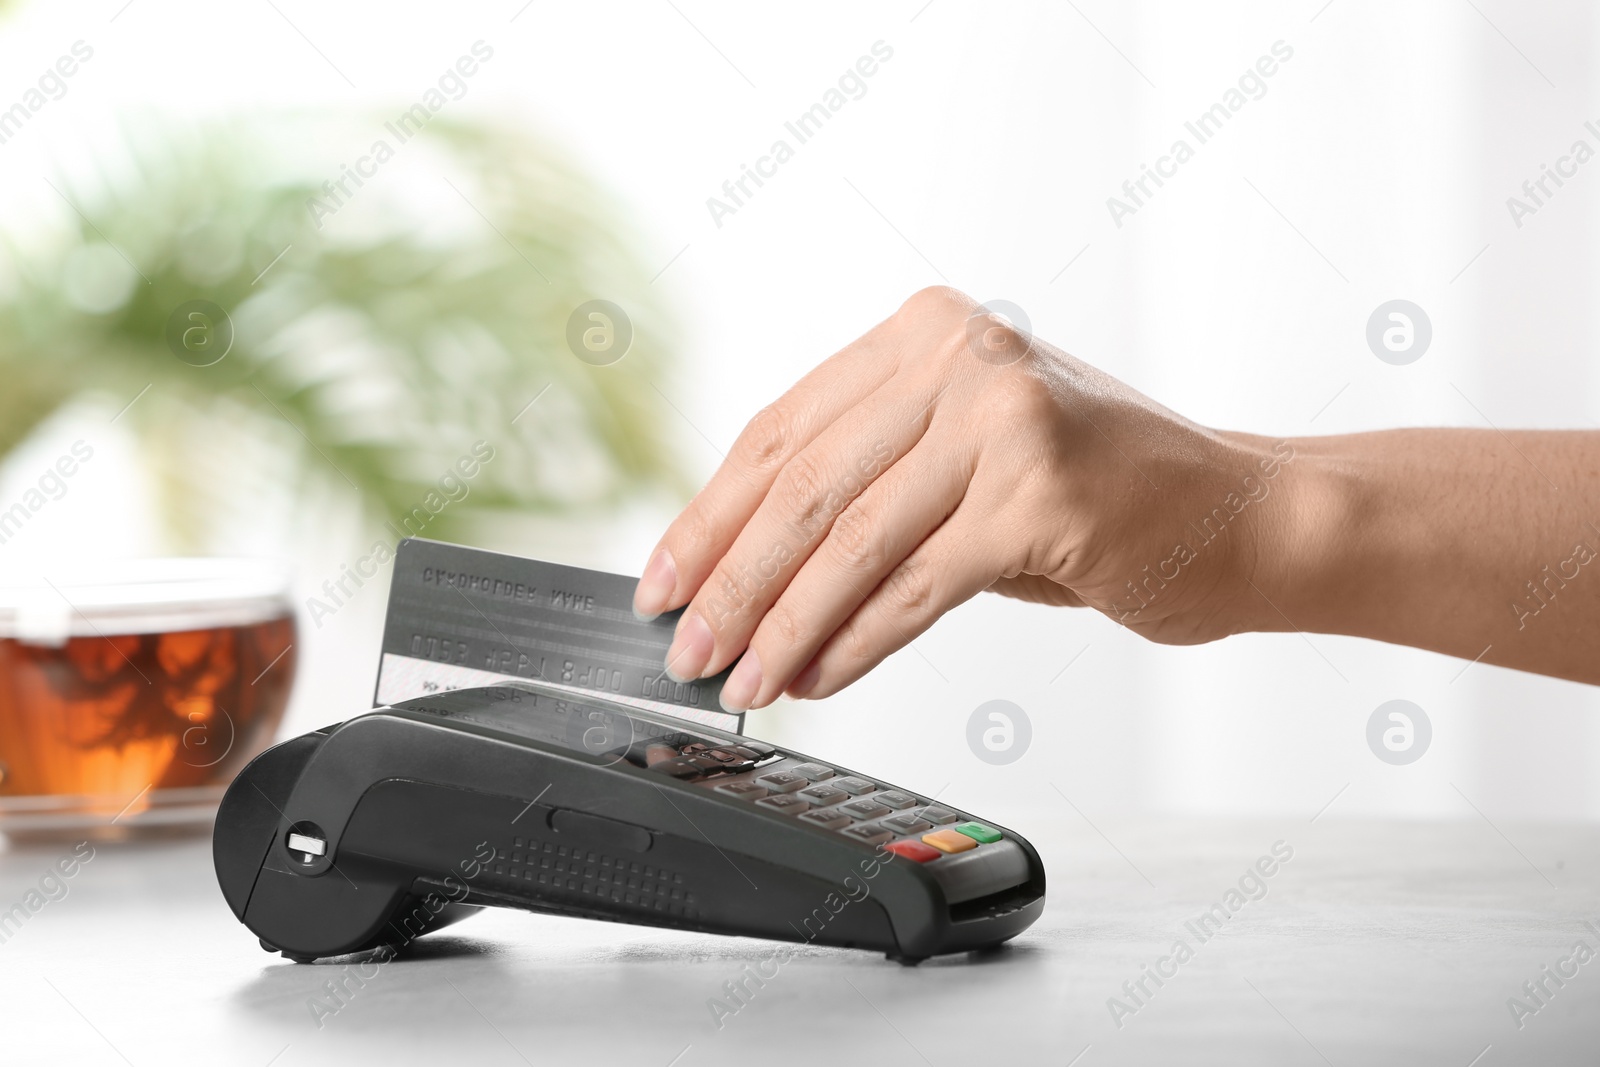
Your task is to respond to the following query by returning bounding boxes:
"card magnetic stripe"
[374,538,738,731]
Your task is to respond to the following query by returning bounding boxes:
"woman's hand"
[631,286,1299,710]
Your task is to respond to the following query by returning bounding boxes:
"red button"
[884,839,941,863]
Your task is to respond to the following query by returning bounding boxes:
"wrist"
[1214,431,1366,637]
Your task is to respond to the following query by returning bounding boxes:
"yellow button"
[922,829,978,854]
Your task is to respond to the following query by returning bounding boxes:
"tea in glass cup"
[0,559,297,837]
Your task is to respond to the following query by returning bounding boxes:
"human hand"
[632,287,1298,711]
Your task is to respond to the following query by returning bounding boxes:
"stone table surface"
[1,815,1597,1066]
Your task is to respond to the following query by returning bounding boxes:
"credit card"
[374,538,740,732]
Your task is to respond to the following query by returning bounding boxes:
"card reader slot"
[946,884,1043,925]
[924,840,1031,905]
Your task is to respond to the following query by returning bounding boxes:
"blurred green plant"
[0,113,685,550]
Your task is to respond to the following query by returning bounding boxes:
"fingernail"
[720,649,762,712]
[786,661,821,699]
[664,611,713,682]
[633,547,677,621]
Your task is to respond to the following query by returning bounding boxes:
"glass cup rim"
[0,557,293,641]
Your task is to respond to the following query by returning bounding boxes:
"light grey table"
[1,815,1596,1066]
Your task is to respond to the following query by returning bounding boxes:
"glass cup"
[0,559,297,839]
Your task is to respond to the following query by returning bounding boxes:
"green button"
[954,821,1001,844]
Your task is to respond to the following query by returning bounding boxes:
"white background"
[1,0,1596,830]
